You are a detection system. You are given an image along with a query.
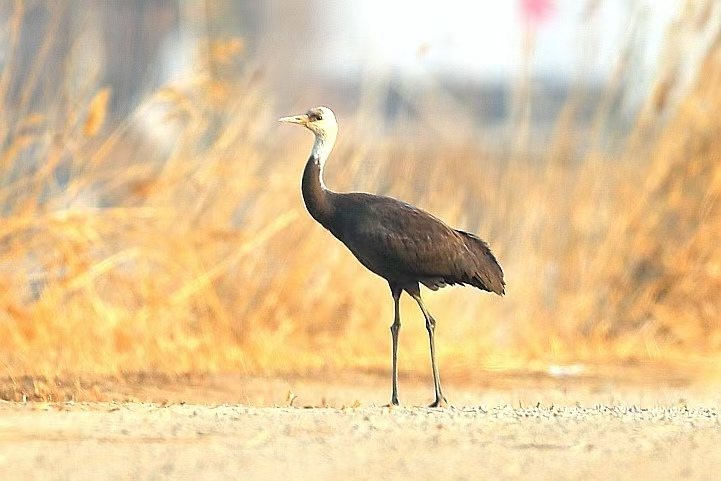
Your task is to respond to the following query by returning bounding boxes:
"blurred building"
[2,0,716,150]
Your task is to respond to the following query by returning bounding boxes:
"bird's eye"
[316,114,323,121]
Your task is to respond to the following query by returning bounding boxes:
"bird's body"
[280,106,504,407]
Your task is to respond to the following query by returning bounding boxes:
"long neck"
[301,130,337,229]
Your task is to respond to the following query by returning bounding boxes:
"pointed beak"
[278,114,309,125]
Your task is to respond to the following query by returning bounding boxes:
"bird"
[279,106,505,407]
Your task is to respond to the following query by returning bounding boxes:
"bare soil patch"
[2,367,721,480]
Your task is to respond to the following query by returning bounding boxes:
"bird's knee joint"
[425,317,436,331]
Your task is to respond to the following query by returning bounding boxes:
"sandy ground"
[2,369,721,480]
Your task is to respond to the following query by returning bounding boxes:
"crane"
[279,106,504,407]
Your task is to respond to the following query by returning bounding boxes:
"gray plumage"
[326,191,505,295]
[280,106,505,407]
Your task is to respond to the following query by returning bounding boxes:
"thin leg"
[389,284,402,406]
[410,292,447,408]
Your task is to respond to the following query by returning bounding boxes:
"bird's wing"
[336,196,480,285]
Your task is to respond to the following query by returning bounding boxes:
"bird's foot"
[428,396,448,408]
[384,397,400,408]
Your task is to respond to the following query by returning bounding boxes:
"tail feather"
[456,230,505,296]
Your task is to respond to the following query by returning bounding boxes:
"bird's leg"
[411,292,448,408]
[389,284,402,406]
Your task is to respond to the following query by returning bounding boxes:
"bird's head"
[278,106,337,139]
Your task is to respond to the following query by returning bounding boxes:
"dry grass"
[2,2,721,401]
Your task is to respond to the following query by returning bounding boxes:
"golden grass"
[2,3,721,401]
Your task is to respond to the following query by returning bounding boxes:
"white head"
[278,106,338,163]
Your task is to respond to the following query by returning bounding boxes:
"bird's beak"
[278,114,309,125]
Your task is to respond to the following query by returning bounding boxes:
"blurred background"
[1,0,720,400]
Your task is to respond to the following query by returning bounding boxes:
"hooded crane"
[279,106,504,407]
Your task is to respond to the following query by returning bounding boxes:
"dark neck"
[302,156,335,229]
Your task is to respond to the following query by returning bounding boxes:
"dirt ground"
[2,367,721,480]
